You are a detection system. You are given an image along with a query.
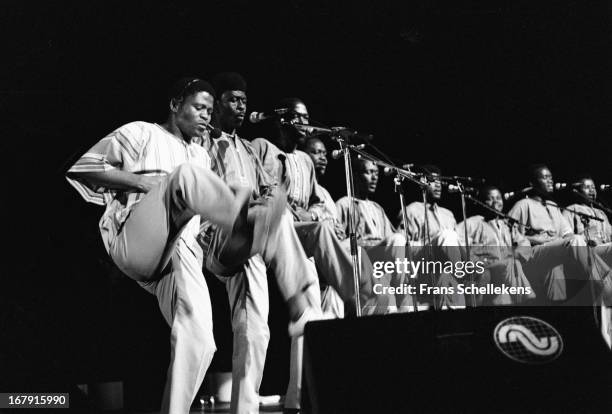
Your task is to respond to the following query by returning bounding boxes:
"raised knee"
[169,163,201,188]
[175,162,198,175]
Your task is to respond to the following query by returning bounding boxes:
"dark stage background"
[2,0,612,409]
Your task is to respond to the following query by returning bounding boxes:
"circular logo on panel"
[493,316,563,364]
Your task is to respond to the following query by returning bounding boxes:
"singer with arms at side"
[456,186,535,305]
[301,136,345,318]
[200,73,323,414]
[300,136,340,231]
[336,158,411,309]
[508,164,612,304]
[396,165,465,309]
[64,78,281,414]
[563,174,612,267]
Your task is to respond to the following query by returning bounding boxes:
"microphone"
[437,175,485,184]
[503,187,532,200]
[331,144,366,160]
[289,123,374,143]
[446,184,477,194]
[202,123,222,139]
[554,182,567,190]
[248,108,289,124]
[600,184,611,191]
[383,164,415,176]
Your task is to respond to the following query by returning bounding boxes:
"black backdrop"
[2,0,612,406]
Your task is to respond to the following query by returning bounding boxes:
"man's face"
[484,188,504,212]
[217,90,247,131]
[427,172,442,201]
[532,167,554,195]
[282,102,310,144]
[305,139,328,178]
[578,178,597,201]
[359,160,379,195]
[175,91,214,138]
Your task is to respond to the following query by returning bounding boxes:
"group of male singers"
[66,74,612,414]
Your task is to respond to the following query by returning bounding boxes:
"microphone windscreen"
[209,127,222,139]
[248,112,261,124]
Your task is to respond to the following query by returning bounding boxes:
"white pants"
[218,212,321,414]
[109,164,246,414]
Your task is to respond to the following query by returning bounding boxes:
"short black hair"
[277,97,307,123]
[527,163,549,182]
[352,156,376,173]
[478,185,500,202]
[574,173,593,184]
[277,97,305,111]
[303,135,324,148]
[168,77,215,105]
[212,72,247,97]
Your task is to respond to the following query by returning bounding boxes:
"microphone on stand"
[446,184,477,194]
[248,108,290,123]
[503,187,532,200]
[600,184,611,191]
[289,123,374,143]
[437,175,485,184]
[331,144,366,160]
[383,164,415,176]
[203,123,222,139]
[503,183,567,200]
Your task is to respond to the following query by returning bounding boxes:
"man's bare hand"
[333,221,346,240]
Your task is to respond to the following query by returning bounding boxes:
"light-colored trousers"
[522,236,611,302]
[294,220,394,313]
[217,212,321,414]
[108,164,244,414]
[595,242,612,267]
[410,229,466,308]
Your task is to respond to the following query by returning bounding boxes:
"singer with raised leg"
[65,78,289,414]
[200,73,323,414]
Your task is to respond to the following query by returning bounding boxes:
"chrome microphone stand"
[456,180,475,307]
[347,148,430,311]
[291,122,365,316]
[338,136,363,317]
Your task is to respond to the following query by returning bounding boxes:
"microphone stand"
[450,179,475,307]
[463,195,531,230]
[293,121,387,316]
[541,200,604,223]
[463,194,534,305]
[349,148,438,310]
[333,133,363,317]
